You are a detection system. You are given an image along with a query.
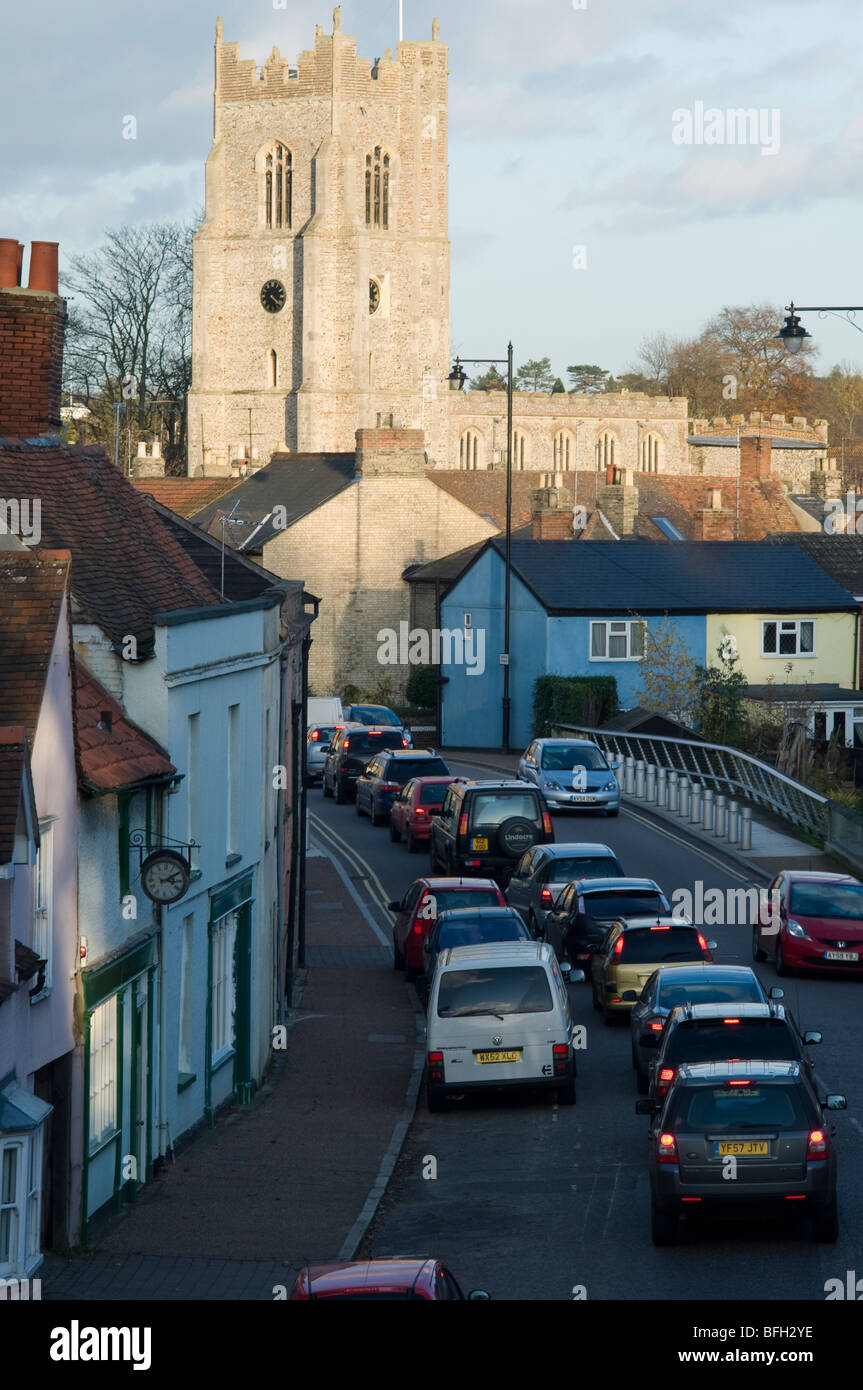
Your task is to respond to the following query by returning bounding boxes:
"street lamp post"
[775,302,863,354]
[449,344,515,750]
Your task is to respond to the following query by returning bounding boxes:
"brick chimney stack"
[597,467,638,536]
[0,238,66,439]
[693,487,736,540]
[738,434,772,479]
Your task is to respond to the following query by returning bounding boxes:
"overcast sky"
[3,0,863,381]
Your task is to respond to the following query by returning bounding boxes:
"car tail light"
[723,1018,741,1025]
[728,1079,750,1086]
[415,807,427,818]
[807,1129,828,1159]
[310,730,320,741]
[650,924,670,931]
[552,1042,569,1076]
[648,1020,664,1032]
[370,731,382,737]
[698,933,709,951]
[428,1051,443,1083]
[659,1068,674,1084]
[458,813,469,837]
[657,1132,678,1165]
[614,937,624,955]
[343,737,351,748]
[540,887,553,905]
[542,811,553,835]
[401,738,409,747]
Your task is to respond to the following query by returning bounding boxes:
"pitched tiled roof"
[75,660,175,795]
[427,469,802,541]
[765,533,863,593]
[0,551,70,741]
[0,442,222,654]
[192,454,357,548]
[130,477,241,519]
[459,539,858,615]
[0,728,28,864]
[138,495,294,603]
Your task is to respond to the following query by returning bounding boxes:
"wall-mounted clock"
[140,849,191,905]
[369,278,381,315]
[261,279,287,313]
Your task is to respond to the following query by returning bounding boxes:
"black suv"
[544,876,670,969]
[637,1060,846,1246]
[649,1000,822,1101]
[428,780,554,887]
[322,725,408,803]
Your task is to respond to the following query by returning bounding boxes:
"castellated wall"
[188,17,451,473]
[687,413,830,491]
[447,390,691,474]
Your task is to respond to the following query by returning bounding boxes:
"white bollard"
[623,755,635,795]
[667,771,679,813]
[645,764,656,802]
[678,775,690,818]
[690,781,702,825]
[703,788,715,832]
[727,799,740,844]
[656,766,667,809]
[715,793,727,838]
[740,805,753,850]
[634,759,646,798]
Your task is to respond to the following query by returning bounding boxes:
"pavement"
[41,848,421,1301]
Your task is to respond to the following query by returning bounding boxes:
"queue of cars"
[314,718,855,1248]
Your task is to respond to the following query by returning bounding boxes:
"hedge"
[532,676,618,738]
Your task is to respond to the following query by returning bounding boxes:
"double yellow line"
[309,810,395,917]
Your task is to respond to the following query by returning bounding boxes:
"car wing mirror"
[769,987,784,999]
[621,990,637,1002]
[387,900,402,913]
[803,1031,823,1045]
[706,940,718,951]
[467,1289,492,1301]
[825,1095,847,1110]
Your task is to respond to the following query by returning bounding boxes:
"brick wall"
[0,289,66,438]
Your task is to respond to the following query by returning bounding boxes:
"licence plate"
[476,1050,521,1064]
[714,1141,769,1156]
[570,794,597,803]
[471,837,489,851]
[825,950,859,961]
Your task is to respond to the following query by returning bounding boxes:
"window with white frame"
[32,821,53,994]
[88,997,118,1150]
[761,619,815,657]
[0,1141,21,1273]
[590,620,645,661]
[211,909,238,1062]
[0,1129,46,1278]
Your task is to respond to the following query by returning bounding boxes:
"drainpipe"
[276,640,288,1021]
[297,631,312,970]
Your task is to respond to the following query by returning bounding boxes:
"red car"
[388,876,506,982]
[753,870,863,976]
[389,776,460,852]
[289,1258,490,1300]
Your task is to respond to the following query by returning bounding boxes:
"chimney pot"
[27,241,59,294]
[0,238,19,289]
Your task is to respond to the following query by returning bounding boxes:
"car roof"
[436,906,524,921]
[677,1060,802,1082]
[618,916,698,930]
[422,877,501,890]
[532,738,601,748]
[577,877,662,892]
[457,779,538,791]
[542,843,616,858]
[438,942,552,968]
[654,963,760,982]
[785,870,863,885]
[383,749,442,759]
[670,1001,783,1021]
[303,1259,436,1294]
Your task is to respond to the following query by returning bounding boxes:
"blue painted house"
[407,540,859,749]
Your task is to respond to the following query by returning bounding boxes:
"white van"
[425,941,582,1111]
[307,696,344,727]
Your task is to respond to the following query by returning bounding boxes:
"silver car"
[306,723,341,783]
[518,738,620,814]
[505,842,625,937]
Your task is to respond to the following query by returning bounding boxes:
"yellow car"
[590,916,715,1026]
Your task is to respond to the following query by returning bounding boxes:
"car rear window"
[666,1019,798,1066]
[426,889,501,914]
[789,881,863,919]
[351,708,401,727]
[671,1084,810,1132]
[470,793,541,826]
[419,782,452,805]
[389,759,449,782]
[540,746,609,772]
[437,966,553,1017]
[658,978,764,1010]
[617,927,704,963]
[310,726,337,742]
[583,890,663,915]
[344,730,405,754]
[436,918,528,951]
[552,856,623,882]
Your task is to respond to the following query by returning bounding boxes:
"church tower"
[187,10,450,474]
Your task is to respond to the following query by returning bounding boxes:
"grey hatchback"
[505,843,625,939]
[637,1060,846,1246]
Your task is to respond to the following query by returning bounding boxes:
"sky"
[3,0,863,383]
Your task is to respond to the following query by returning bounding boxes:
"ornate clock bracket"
[127,829,200,875]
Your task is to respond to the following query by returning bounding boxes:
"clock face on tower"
[369,279,381,315]
[261,279,287,313]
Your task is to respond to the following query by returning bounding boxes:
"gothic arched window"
[366,148,391,229]
[269,350,278,388]
[460,430,482,470]
[595,431,616,471]
[640,431,662,472]
[553,430,575,471]
[512,430,528,470]
[265,143,292,229]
